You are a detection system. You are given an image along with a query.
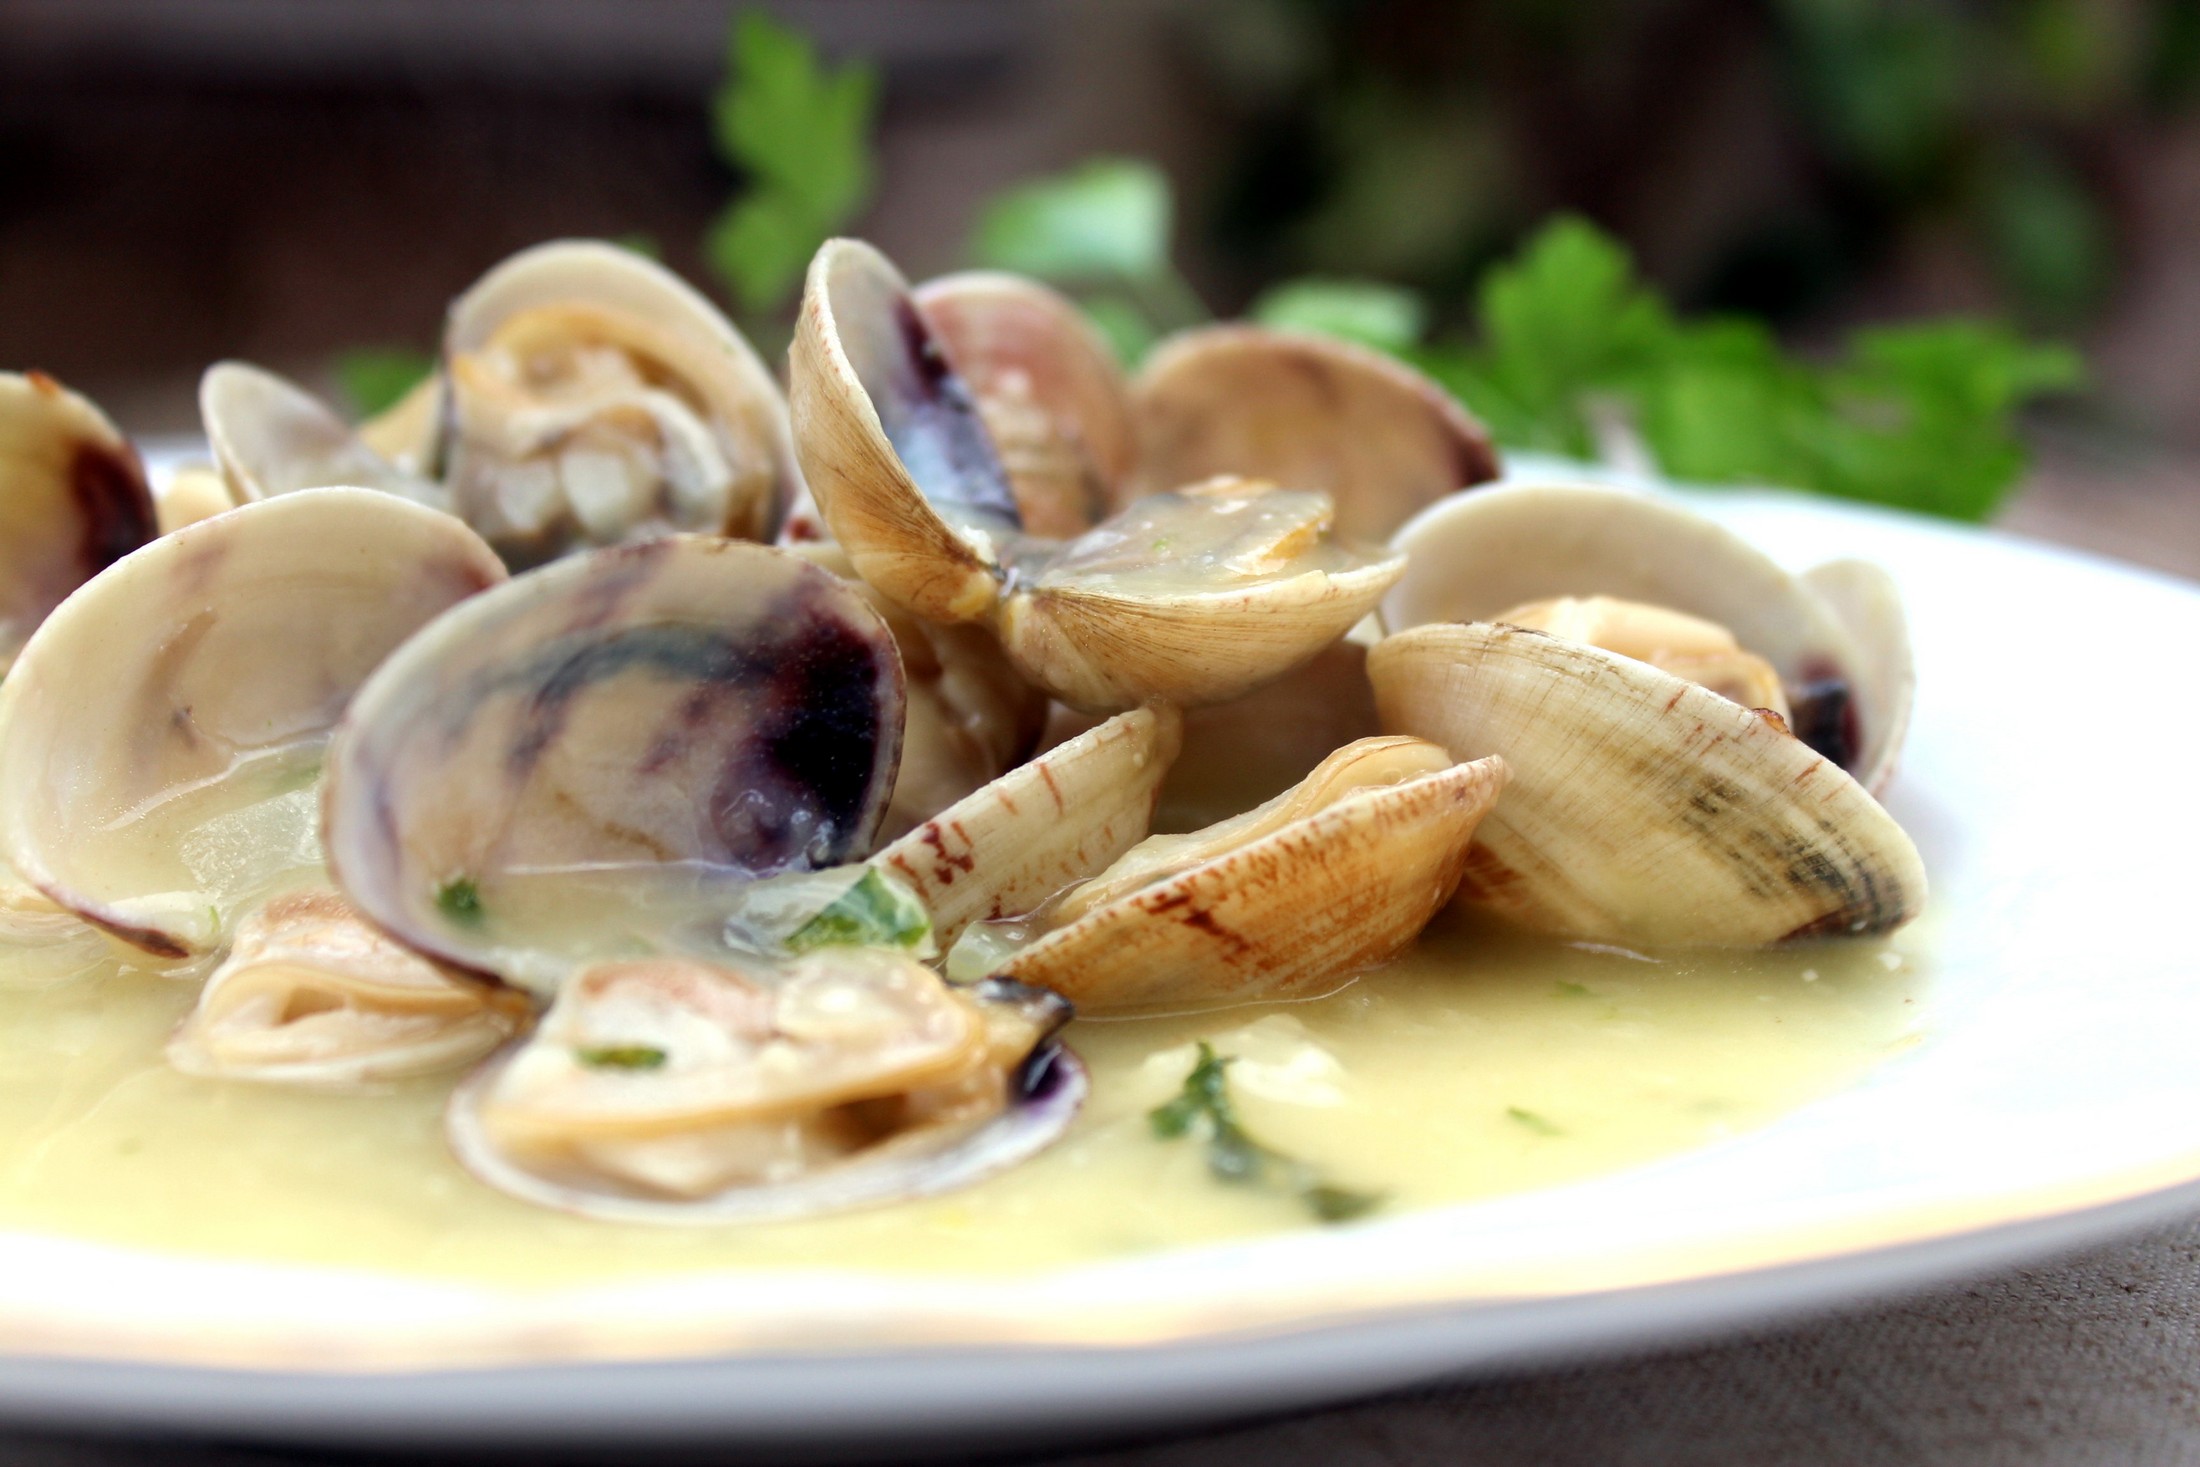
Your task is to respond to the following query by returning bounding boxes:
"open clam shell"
[1370,621,1925,946]
[872,706,1180,948]
[442,240,796,564]
[0,371,157,672]
[1129,325,1499,541]
[792,241,1404,712]
[1383,481,1900,778]
[200,362,447,509]
[446,959,1084,1225]
[0,488,506,958]
[998,477,1404,712]
[984,738,1507,1013]
[913,271,1136,536]
[1803,558,1915,794]
[322,538,906,994]
[790,238,1022,624]
[169,887,529,1086]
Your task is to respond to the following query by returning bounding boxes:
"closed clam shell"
[0,371,156,671]
[0,488,506,957]
[872,706,1180,947]
[1369,621,1925,946]
[322,538,906,993]
[914,271,1136,536]
[993,739,1507,1013]
[1129,325,1499,541]
[200,362,445,508]
[443,239,796,560]
[1383,481,1893,775]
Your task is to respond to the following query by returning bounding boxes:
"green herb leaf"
[1507,1105,1564,1137]
[785,868,932,953]
[706,8,878,312]
[576,1045,668,1071]
[1251,277,1428,352]
[973,158,1174,282]
[1301,1182,1386,1222]
[331,347,435,418]
[707,189,826,315]
[1421,215,2082,522]
[435,878,484,926]
[1148,1042,1384,1224]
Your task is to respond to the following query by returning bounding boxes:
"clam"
[316,535,1088,1219]
[0,876,131,990]
[0,488,506,958]
[153,464,239,535]
[785,540,1047,842]
[356,370,443,474]
[1384,482,1909,784]
[873,706,1180,948]
[789,239,1405,712]
[0,371,157,672]
[200,362,447,510]
[1129,325,1500,542]
[445,954,1081,1223]
[1369,621,1925,946]
[1803,559,1914,794]
[321,537,906,995]
[952,737,1507,1014]
[912,271,1136,537]
[169,887,529,1086]
[440,240,796,565]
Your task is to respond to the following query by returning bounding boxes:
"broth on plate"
[0,913,1922,1283]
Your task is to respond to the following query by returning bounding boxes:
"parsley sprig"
[706,10,879,314]
[1149,1042,1383,1224]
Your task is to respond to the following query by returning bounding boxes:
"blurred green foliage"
[1250,278,1427,351]
[1185,0,2200,332]
[972,159,1205,363]
[705,10,877,314]
[332,346,433,418]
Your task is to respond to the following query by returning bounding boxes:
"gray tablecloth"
[6,1213,2199,1467]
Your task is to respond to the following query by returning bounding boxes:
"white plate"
[2,479,2197,1455]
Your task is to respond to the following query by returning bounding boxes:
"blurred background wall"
[3,0,2197,558]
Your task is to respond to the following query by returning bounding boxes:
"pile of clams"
[0,233,1923,1224]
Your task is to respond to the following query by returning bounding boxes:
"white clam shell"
[444,962,1083,1225]
[913,271,1136,537]
[168,886,528,1087]
[1803,558,1915,794]
[1383,481,1900,777]
[872,706,1179,948]
[441,239,796,558]
[322,538,906,994]
[0,488,505,957]
[1129,324,1499,541]
[199,362,446,509]
[991,741,1508,1014]
[791,239,1404,712]
[0,371,156,671]
[1369,621,1925,946]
